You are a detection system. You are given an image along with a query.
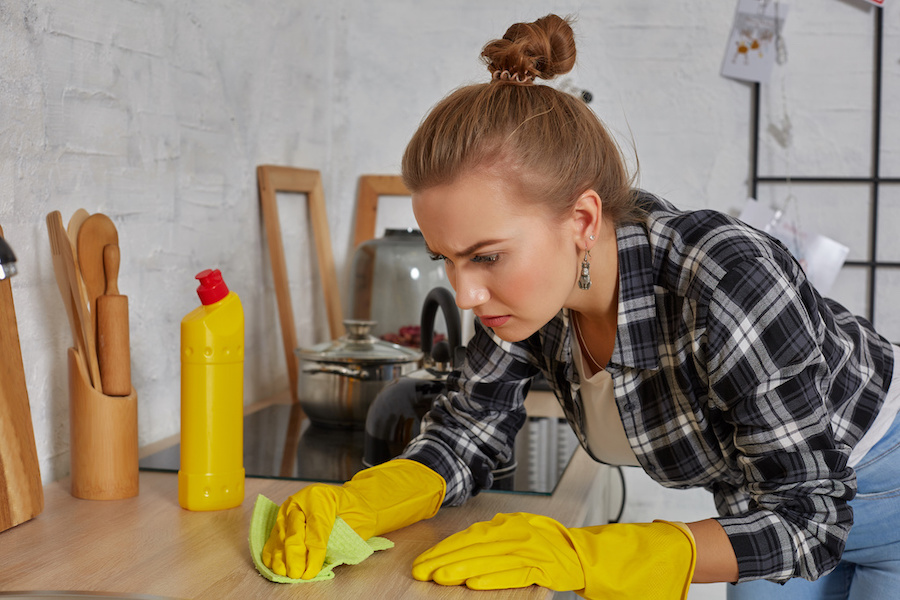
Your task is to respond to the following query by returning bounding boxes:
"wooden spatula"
[67,208,91,310]
[67,209,90,252]
[47,213,82,352]
[47,211,101,389]
[96,244,131,396]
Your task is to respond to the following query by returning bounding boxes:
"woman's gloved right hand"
[261,458,446,579]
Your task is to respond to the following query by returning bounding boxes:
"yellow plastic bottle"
[179,268,245,511]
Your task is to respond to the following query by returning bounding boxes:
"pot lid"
[296,320,423,364]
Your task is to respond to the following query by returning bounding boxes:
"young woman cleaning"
[264,14,900,600]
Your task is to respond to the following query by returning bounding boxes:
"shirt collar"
[609,220,662,371]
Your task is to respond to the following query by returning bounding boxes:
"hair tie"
[491,69,534,84]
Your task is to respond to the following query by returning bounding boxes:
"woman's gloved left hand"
[412,512,696,600]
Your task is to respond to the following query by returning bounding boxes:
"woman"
[264,14,900,599]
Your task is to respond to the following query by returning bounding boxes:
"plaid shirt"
[401,193,894,583]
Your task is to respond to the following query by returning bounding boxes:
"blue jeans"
[727,411,900,600]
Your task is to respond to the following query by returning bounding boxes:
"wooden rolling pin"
[96,244,131,396]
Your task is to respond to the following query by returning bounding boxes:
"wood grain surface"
[0,451,607,599]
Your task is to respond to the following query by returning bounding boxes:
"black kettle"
[363,287,464,467]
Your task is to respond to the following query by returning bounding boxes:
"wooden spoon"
[76,213,118,339]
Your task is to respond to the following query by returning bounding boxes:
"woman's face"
[412,170,583,343]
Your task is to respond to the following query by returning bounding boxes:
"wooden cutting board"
[0,224,44,532]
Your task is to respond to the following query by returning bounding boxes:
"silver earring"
[579,249,592,290]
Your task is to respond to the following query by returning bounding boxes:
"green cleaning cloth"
[249,494,394,583]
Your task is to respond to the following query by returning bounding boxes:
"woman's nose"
[452,271,489,311]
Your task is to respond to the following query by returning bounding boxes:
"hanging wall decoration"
[721,0,789,84]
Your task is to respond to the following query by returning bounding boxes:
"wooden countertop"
[0,395,610,599]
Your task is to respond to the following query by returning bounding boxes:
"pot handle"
[420,287,462,368]
[301,364,370,379]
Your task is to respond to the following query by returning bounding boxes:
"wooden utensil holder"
[68,347,138,500]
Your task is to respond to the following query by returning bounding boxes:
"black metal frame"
[749,8,898,327]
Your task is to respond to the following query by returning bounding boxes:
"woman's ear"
[571,189,602,250]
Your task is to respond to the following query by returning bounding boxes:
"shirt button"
[623,402,635,411]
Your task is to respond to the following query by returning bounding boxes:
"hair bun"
[482,14,576,82]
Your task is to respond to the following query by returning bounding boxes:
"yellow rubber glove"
[412,512,696,600]
[262,458,445,580]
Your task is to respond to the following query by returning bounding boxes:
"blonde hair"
[402,14,642,224]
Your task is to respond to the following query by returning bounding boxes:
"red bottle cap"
[195,269,230,305]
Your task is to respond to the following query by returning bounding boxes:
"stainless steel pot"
[294,320,422,428]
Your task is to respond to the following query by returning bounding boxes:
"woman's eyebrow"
[424,239,505,258]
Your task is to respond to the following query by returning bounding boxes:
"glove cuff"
[342,459,446,539]
[575,520,697,600]
[652,520,697,599]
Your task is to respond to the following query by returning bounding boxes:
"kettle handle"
[420,287,462,368]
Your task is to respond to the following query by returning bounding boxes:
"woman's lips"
[479,315,510,328]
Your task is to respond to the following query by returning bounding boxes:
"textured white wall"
[0,0,894,483]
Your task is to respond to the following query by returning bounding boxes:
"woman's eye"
[472,254,499,264]
[428,251,449,263]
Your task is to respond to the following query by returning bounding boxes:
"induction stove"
[139,402,580,495]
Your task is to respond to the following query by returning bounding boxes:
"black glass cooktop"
[140,403,580,495]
